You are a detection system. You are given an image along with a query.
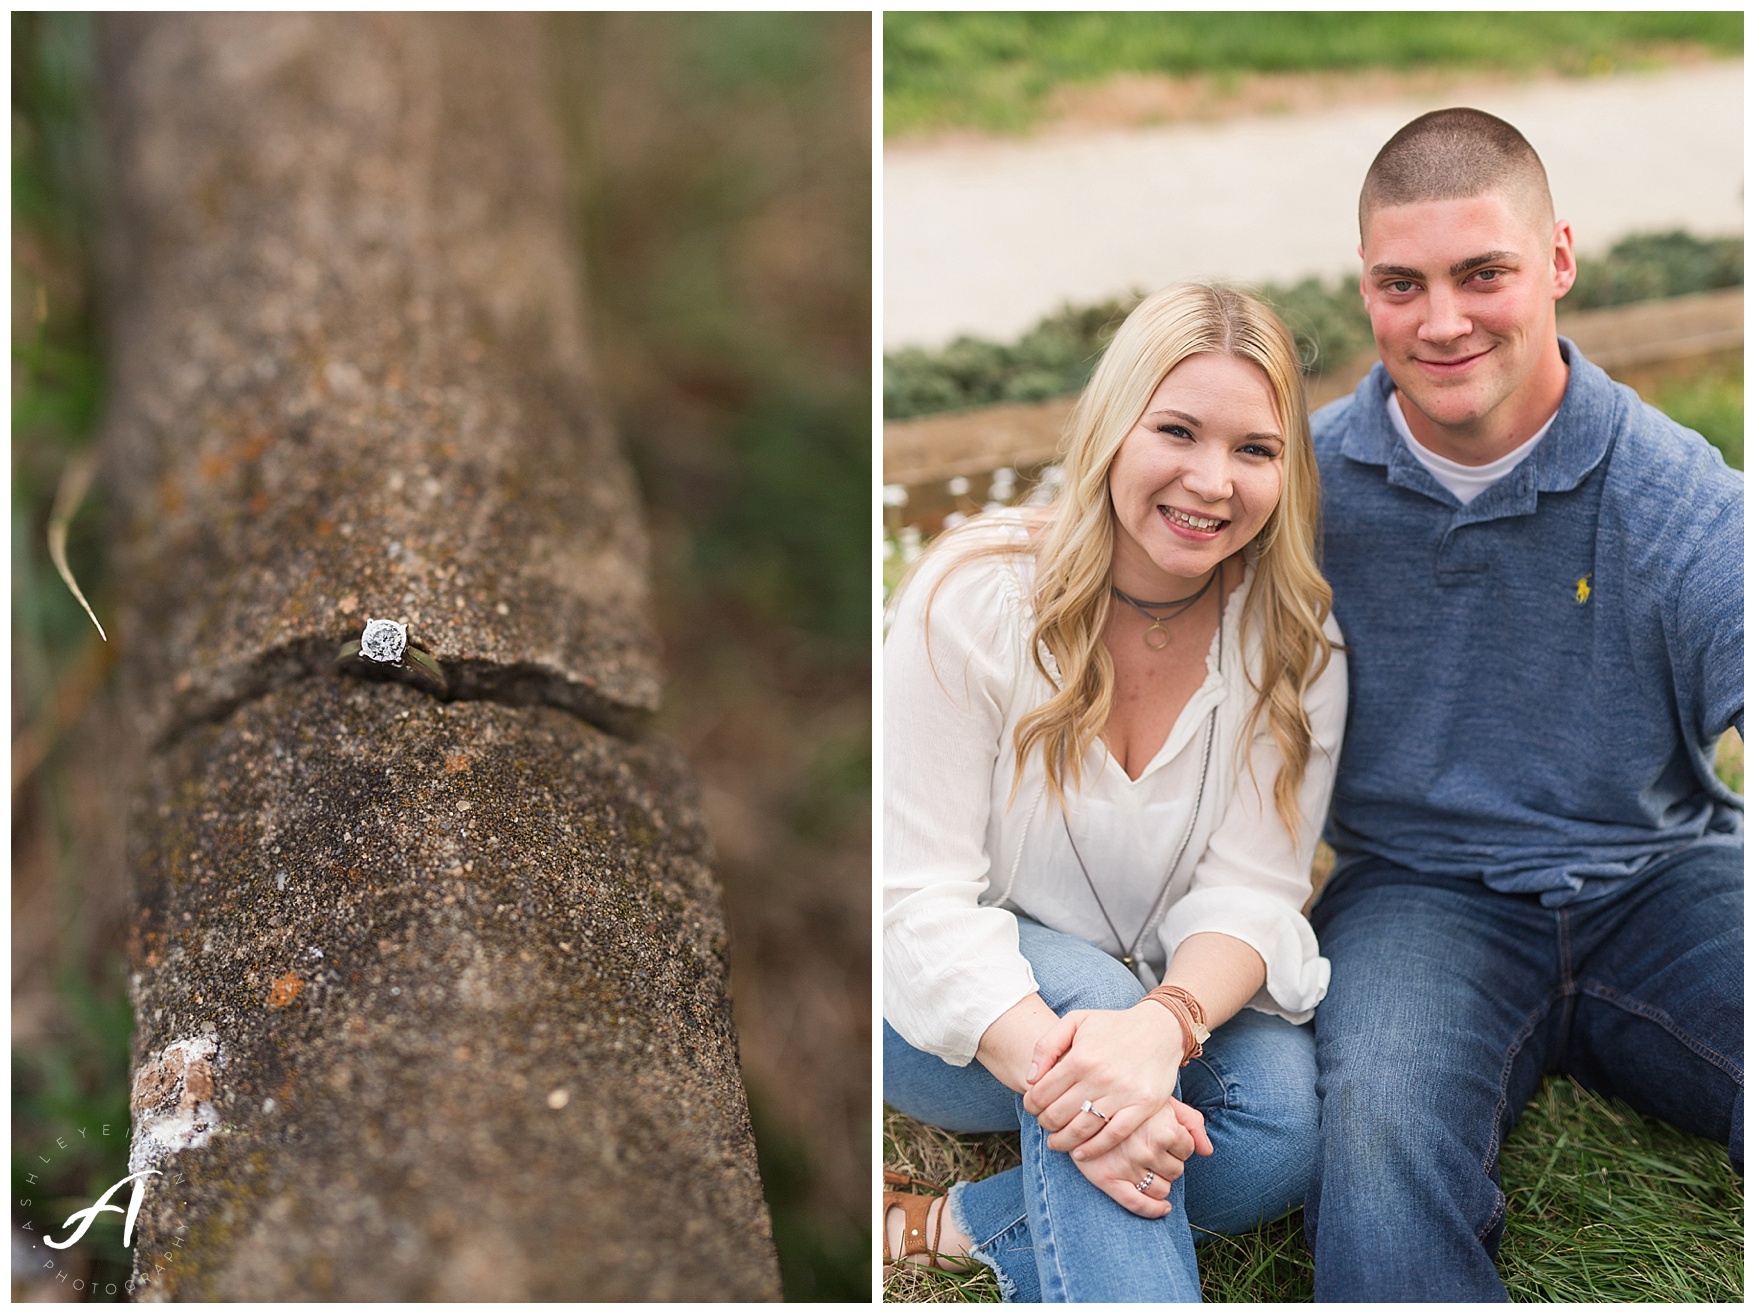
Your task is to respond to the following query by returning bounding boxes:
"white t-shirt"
[1386,391,1556,506]
[882,512,1346,1065]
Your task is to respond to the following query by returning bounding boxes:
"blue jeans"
[1305,844,1744,1302]
[885,917,1319,1302]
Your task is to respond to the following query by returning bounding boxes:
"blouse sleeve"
[883,544,1042,1066]
[1156,613,1348,1022]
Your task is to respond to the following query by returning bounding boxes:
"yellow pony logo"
[1574,575,1592,604]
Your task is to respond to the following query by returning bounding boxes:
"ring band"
[1078,1099,1108,1121]
[338,617,448,693]
[1135,1171,1156,1193]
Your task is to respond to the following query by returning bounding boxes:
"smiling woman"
[1101,354,1287,781]
[1108,356,1286,598]
[881,283,1344,1301]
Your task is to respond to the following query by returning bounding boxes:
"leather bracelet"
[1142,984,1208,1065]
[1151,984,1207,1031]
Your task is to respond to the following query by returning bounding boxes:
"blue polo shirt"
[1313,339,1743,905]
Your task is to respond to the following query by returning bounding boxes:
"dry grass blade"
[47,448,106,641]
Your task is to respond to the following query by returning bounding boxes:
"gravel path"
[884,62,1743,349]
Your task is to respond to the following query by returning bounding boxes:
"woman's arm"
[1017,931,1265,1158]
[981,992,1216,1218]
[1154,616,1349,1018]
[974,992,1059,1093]
[1157,930,1268,1033]
[882,537,1042,1066]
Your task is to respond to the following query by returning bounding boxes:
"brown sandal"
[883,1170,963,1272]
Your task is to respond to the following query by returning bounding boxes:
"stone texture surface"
[98,13,779,1300]
[100,12,658,747]
[126,682,774,1300]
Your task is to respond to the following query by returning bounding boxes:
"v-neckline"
[1097,571,1239,785]
[1098,659,1223,785]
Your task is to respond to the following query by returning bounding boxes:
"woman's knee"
[1051,967,1146,1015]
[1013,918,1144,1014]
[1183,1078,1319,1231]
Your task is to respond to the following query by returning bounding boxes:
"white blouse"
[883,513,1347,1066]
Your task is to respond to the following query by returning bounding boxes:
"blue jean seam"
[1480,990,1559,1243]
[1556,907,1575,989]
[1189,1049,1258,1225]
[1027,1125,1073,1301]
[1574,976,1745,1083]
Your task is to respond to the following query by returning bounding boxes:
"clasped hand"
[1021,1004,1212,1216]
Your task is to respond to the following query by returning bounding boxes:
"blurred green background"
[12,13,869,1301]
[13,11,133,1300]
[882,231,1745,472]
[884,11,1743,136]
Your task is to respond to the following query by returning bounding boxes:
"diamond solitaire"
[359,618,408,664]
[339,616,448,693]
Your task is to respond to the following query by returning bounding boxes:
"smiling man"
[1304,109,1743,1300]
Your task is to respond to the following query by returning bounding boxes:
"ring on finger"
[1134,1170,1156,1194]
[1078,1099,1108,1121]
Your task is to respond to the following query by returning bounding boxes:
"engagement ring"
[1079,1099,1108,1121]
[338,617,448,693]
[1135,1171,1156,1193]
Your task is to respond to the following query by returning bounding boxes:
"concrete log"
[101,11,658,746]
[99,13,779,1300]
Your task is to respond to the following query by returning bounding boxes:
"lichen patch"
[184,1059,216,1103]
[129,1035,224,1174]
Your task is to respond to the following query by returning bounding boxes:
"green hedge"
[884,231,1743,421]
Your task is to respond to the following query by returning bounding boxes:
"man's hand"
[1067,1097,1214,1218]
[1021,1002,1188,1157]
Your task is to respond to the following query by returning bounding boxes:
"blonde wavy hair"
[923,283,1334,837]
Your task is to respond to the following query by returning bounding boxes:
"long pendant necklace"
[1110,569,1216,650]
[1065,568,1225,972]
[1063,707,1215,973]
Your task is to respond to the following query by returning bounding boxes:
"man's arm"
[1669,491,1743,744]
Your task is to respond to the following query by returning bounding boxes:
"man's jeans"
[885,917,1319,1302]
[1305,843,1744,1302]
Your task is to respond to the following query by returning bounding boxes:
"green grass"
[12,965,136,1297]
[1651,358,1744,471]
[884,12,1744,136]
[13,17,135,1299]
[1714,729,1743,796]
[885,1074,1743,1302]
[560,12,871,655]
[1495,1079,1743,1301]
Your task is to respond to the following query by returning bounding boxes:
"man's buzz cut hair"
[1359,107,1554,239]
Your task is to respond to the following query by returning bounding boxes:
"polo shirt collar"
[1339,337,1617,517]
